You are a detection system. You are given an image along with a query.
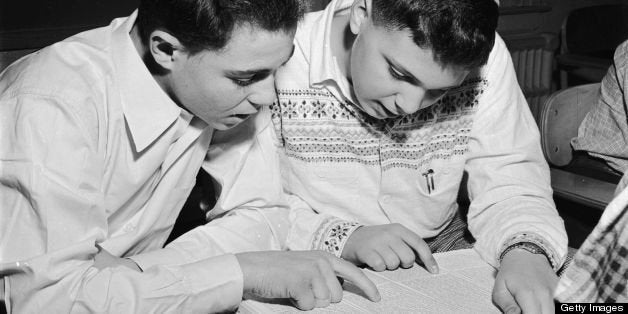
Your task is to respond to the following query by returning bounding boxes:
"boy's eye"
[389,66,405,80]
[230,72,271,87]
[232,77,255,87]
[389,65,414,84]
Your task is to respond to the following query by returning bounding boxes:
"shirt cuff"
[130,247,193,269]
[497,232,561,271]
[311,217,361,258]
[131,251,244,312]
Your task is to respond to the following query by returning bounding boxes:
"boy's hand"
[341,224,438,273]
[492,249,558,314]
[236,250,380,310]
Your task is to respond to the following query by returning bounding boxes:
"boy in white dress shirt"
[0,0,380,312]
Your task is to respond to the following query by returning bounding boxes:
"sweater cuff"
[498,232,561,271]
[311,217,361,258]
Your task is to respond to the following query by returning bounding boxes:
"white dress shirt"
[0,12,247,313]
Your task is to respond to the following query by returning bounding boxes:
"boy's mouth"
[376,101,400,119]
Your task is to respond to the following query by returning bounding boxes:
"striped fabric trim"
[499,232,560,271]
[424,210,475,253]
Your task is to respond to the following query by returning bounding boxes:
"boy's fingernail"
[369,290,381,302]
[506,307,521,314]
[430,265,439,273]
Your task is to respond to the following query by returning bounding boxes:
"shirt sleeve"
[464,35,568,270]
[154,107,361,261]
[285,194,361,257]
[1,95,243,313]
[571,40,628,174]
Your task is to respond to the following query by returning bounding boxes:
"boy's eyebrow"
[225,45,295,77]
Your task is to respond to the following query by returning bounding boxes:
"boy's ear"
[349,0,372,35]
[148,30,185,71]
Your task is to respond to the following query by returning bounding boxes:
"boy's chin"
[209,117,249,131]
[359,104,397,120]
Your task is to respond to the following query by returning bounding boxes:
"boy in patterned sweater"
[267,0,567,312]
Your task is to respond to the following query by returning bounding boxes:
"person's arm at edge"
[464,34,567,270]
[463,34,568,313]
[1,96,243,313]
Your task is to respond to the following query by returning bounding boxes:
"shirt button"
[123,224,136,232]
[381,195,392,203]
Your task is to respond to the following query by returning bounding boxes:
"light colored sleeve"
[286,194,361,257]
[464,35,568,270]
[156,107,360,261]
[572,40,628,174]
[0,95,243,313]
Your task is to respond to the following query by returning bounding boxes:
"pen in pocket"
[422,169,435,194]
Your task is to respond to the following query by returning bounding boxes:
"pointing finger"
[398,228,438,273]
[329,257,381,302]
[316,259,344,303]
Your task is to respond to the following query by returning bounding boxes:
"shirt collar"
[110,11,182,153]
[305,0,353,91]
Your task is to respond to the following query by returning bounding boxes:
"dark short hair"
[371,0,498,69]
[137,0,303,54]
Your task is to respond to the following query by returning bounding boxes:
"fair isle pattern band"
[311,217,361,257]
[271,79,488,171]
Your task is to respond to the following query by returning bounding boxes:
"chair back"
[540,83,601,167]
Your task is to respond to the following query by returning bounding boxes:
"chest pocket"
[279,146,360,207]
[416,162,465,205]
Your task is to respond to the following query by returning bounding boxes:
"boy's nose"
[250,76,278,107]
[395,88,426,115]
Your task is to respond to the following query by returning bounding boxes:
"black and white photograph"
[1,0,627,313]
